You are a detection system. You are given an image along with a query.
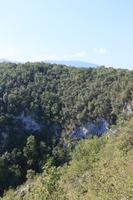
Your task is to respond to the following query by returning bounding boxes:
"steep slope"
[61,116,133,200]
[2,115,133,200]
[0,62,133,195]
[1,62,133,142]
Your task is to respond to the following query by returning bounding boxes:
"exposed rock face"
[0,111,109,153]
[70,118,109,139]
[0,112,42,153]
[16,112,41,132]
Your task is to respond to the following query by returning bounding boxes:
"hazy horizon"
[0,0,133,68]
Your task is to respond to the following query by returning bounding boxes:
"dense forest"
[0,62,133,199]
[3,115,133,200]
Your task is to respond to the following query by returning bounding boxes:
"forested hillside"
[2,115,133,200]
[0,62,133,199]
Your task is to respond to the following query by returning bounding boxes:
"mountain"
[0,59,98,68]
[0,62,133,198]
[44,60,98,68]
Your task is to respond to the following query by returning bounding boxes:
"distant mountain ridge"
[44,60,98,68]
[0,59,98,68]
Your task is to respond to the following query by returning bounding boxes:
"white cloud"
[30,54,59,62]
[94,48,107,55]
[0,49,88,62]
[30,51,88,62]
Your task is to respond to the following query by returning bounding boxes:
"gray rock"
[70,118,109,139]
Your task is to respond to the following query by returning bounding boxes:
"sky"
[0,0,133,68]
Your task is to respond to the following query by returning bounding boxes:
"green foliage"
[23,135,38,169]
[52,145,68,166]
[0,155,23,193]
[2,163,66,200]
[60,118,133,200]
[0,63,132,127]
[69,136,108,177]
[1,63,133,198]
[3,119,133,199]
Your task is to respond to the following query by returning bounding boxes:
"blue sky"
[0,0,133,68]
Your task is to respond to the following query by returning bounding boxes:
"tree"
[23,135,38,170]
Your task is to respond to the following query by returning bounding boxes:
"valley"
[0,62,133,199]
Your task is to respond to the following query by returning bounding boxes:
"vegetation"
[1,62,133,126]
[0,62,133,199]
[2,116,133,200]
